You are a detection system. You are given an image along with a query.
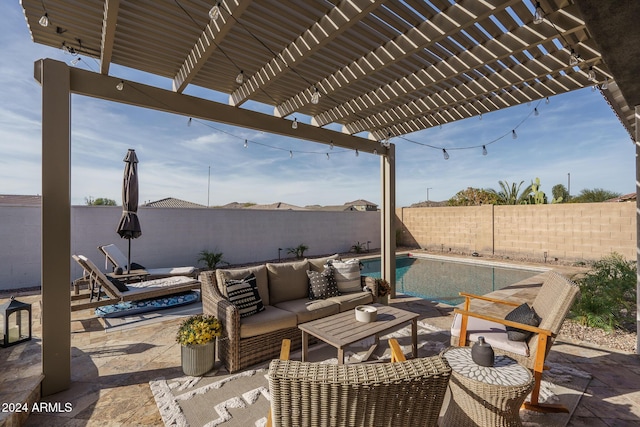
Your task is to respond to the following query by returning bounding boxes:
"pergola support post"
[381,144,396,297]
[36,58,72,395]
[636,105,640,355]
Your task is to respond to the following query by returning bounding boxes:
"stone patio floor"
[1,262,640,426]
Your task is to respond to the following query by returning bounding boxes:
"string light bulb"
[533,2,544,24]
[208,3,221,20]
[70,57,81,66]
[601,79,609,90]
[545,97,550,104]
[116,80,124,91]
[587,66,596,82]
[355,149,359,157]
[534,107,539,116]
[187,117,192,127]
[373,149,378,155]
[329,141,334,150]
[244,139,248,148]
[442,149,449,160]
[292,118,298,129]
[289,150,293,159]
[512,129,518,139]
[569,49,579,66]
[311,87,320,104]
[479,113,483,121]
[482,145,488,156]
[326,153,330,160]
[236,71,244,84]
[39,13,49,27]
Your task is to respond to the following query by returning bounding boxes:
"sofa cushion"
[307,266,341,300]
[274,298,340,323]
[505,303,541,341]
[307,254,340,272]
[239,306,298,339]
[267,260,310,305]
[450,313,529,356]
[326,291,373,312]
[330,259,362,293]
[225,273,265,318]
[217,265,270,305]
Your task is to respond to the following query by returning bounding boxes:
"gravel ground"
[559,319,637,353]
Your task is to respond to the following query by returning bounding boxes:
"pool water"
[360,255,543,305]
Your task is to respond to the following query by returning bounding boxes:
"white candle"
[8,325,19,342]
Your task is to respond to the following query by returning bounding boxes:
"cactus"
[526,177,547,204]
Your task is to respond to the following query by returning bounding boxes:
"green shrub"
[570,253,636,331]
[198,250,228,270]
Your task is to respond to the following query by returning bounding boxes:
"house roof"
[142,197,206,208]
[604,193,637,203]
[0,195,42,206]
[245,202,307,211]
[345,199,378,207]
[20,0,638,141]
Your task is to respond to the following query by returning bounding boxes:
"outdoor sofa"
[201,255,378,373]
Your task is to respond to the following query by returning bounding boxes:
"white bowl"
[355,305,378,323]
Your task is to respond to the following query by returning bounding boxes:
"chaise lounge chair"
[71,254,200,312]
[450,271,580,412]
[98,244,197,278]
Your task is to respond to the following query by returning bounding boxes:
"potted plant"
[198,250,228,270]
[176,314,223,376]
[375,278,391,305]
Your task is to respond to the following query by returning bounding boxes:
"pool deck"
[1,258,639,426]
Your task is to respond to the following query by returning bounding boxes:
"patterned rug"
[149,321,591,427]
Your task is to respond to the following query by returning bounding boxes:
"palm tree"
[488,180,533,205]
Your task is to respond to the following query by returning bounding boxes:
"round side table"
[441,347,534,427]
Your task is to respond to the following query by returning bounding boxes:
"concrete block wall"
[0,206,380,291]
[399,202,636,262]
[398,205,494,254]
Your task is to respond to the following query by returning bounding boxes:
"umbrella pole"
[127,239,131,274]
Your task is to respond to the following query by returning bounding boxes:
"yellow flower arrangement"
[176,314,223,346]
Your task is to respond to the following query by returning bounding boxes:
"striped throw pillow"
[225,273,265,318]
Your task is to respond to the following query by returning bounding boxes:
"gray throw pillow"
[107,276,129,292]
[505,303,541,341]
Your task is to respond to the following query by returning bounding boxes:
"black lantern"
[1,296,32,347]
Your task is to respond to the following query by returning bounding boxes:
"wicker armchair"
[267,354,451,427]
[450,271,580,412]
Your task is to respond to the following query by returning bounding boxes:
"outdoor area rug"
[99,301,203,332]
[149,320,591,427]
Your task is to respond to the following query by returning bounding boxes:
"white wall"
[0,205,380,291]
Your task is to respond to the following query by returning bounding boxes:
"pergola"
[19,0,640,395]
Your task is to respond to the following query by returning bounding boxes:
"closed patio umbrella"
[116,149,142,274]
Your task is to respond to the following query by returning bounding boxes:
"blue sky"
[0,2,635,208]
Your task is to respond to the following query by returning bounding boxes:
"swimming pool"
[360,255,546,305]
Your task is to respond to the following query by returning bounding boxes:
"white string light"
[39,13,49,27]
[116,80,124,91]
[533,2,544,24]
[442,149,449,160]
[512,129,518,139]
[482,145,488,156]
[292,118,298,129]
[208,3,221,20]
[236,71,244,84]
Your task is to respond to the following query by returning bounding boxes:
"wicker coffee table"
[441,347,534,427]
[298,304,419,364]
